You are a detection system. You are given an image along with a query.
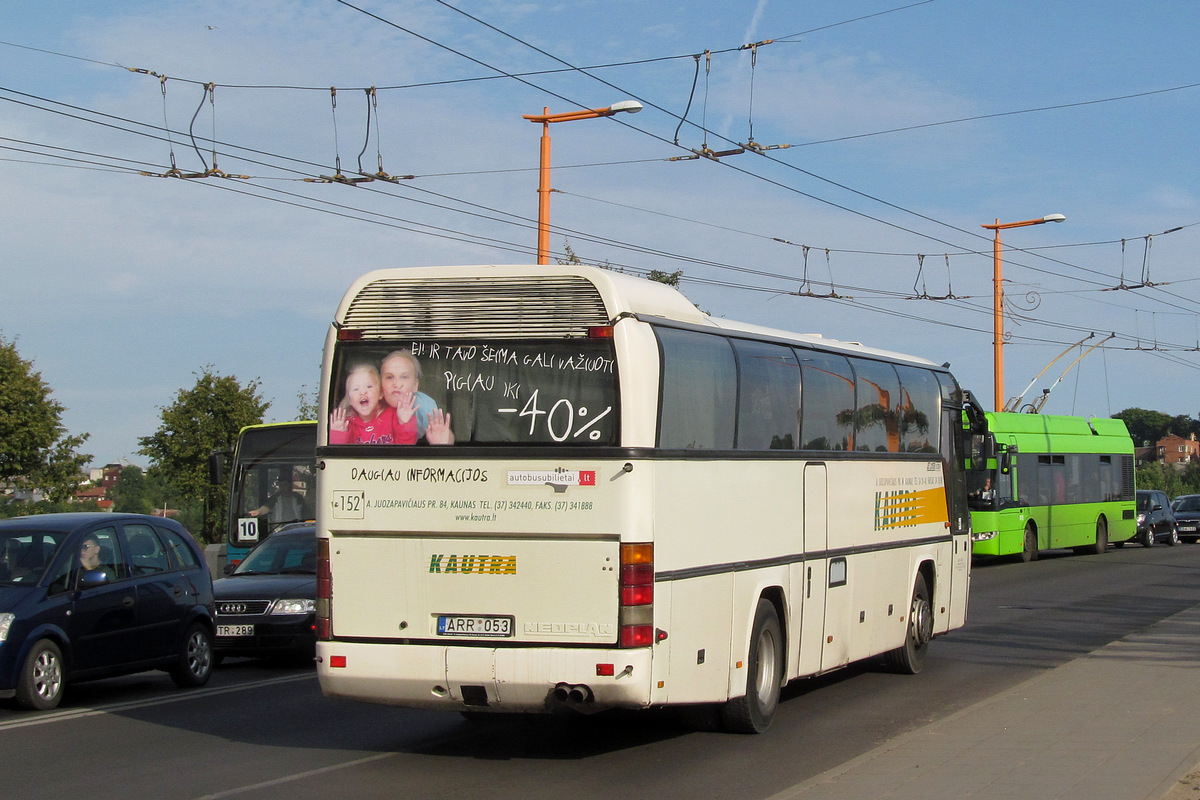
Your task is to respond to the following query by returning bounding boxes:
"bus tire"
[885,573,933,674]
[720,599,783,734]
[15,639,65,711]
[1020,524,1038,563]
[1090,517,1109,555]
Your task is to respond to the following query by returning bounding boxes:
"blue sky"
[2,0,1199,466]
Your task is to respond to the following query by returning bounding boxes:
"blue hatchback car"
[0,513,215,710]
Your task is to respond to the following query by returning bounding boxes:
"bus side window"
[732,339,799,450]
[848,358,901,452]
[656,328,736,449]
[796,349,854,451]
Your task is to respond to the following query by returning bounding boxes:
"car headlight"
[271,599,316,616]
[1137,513,1146,525]
[0,612,14,643]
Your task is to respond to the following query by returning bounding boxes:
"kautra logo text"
[428,554,517,574]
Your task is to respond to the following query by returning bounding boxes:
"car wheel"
[170,623,214,688]
[15,639,65,711]
[1141,527,1155,547]
[1167,526,1180,546]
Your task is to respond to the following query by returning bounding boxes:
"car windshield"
[1171,494,1200,513]
[1137,493,1160,512]
[0,530,69,585]
[233,530,315,575]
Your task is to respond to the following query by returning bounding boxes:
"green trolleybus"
[214,421,317,567]
[967,411,1136,561]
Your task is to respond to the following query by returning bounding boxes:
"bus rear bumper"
[316,640,655,713]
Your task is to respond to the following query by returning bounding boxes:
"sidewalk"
[766,603,1200,800]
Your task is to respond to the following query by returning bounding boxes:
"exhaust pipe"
[552,682,595,704]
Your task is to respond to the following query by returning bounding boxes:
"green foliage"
[1182,461,1200,494]
[1118,408,1200,496]
[1114,408,1173,446]
[1136,462,1185,496]
[1170,414,1200,440]
[111,465,154,515]
[0,335,91,500]
[138,366,268,543]
[296,385,318,422]
[1135,461,1200,497]
[647,269,683,287]
[0,498,100,518]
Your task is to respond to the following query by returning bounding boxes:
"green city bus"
[968,411,1136,561]
[210,421,317,567]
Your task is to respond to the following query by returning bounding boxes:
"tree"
[0,335,91,502]
[1169,414,1200,440]
[110,464,154,515]
[296,385,318,421]
[138,367,269,542]
[1181,461,1200,496]
[1113,408,1173,447]
[647,269,683,287]
[1135,461,1184,497]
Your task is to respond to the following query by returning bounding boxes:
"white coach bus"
[315,265,971,733]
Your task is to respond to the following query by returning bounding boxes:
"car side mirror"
[79,569,110,589]
[223,562,237,576]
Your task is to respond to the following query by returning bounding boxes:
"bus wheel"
[885,573,933,675]
[720,599,783,734]
[1090,518,1109,555]
[1020,524,1038,563]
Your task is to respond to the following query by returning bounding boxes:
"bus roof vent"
[341,275,610,339]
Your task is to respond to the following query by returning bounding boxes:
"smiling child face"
[345,367,382,419]
[381,353,419,407]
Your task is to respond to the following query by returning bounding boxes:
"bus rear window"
[328,340,619,446]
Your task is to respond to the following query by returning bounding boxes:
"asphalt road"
[4,541,1199,800]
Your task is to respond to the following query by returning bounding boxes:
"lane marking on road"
[192,753,399,800]
[0,673,315,731]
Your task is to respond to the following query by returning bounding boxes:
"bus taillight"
[619,543,653,647]
[316,537,332,640]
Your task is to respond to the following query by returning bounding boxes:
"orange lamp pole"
[522,101,642,265]
[980,213,1066,411]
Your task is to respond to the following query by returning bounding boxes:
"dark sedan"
[213,524,315,662]
[1171,494,1200,543]
[0,513,215,710]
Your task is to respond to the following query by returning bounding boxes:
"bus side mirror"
[209,451,229,485]
[999,448,1013,475]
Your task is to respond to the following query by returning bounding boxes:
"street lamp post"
[981,213,1066,411]
[522,100,643,265]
